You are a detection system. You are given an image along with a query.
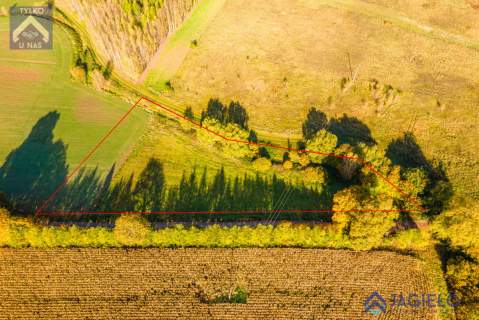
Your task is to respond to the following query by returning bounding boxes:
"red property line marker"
[36,97,427,216]
[40,209,416,217]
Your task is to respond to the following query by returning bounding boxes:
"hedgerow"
[0,209,429,252]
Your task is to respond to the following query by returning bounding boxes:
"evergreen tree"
[258,147,270,159]
[184,107,194,120]
[206,99,227,124]
[227,101,249,129]
[248,130,258,143]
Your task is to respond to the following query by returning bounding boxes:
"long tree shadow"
[328,114,376,146]
[386,132,453,216]
[0,112,68,215]
[44,158,330,223]
[386,132,431,170]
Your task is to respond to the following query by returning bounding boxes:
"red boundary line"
[35,97,427,216]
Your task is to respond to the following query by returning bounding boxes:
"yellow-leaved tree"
[113,215,152,247]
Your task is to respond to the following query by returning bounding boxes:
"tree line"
[200,99,249,130]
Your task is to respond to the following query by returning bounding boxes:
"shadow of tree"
[386,132,453,215]
[328,114,376,146]
[43,159,329,223]
[386,132,430,170]
[0,112,68,215]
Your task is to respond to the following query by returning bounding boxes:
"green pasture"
[0,15,148,176]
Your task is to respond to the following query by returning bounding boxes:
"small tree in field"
[252,157,272,172]
[248,130,258,143]
[184,107,194,120]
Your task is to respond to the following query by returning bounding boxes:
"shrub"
[303,167,326,187]
[70,66,86,82]
[252,157,272,172]
[184,107,194,120]
[289,152,301,164]
[432,204,479,318]
[298,154,311,167]
[446,256,479,306]
[165,80,174,91]
[283,160,293,170]
[90,69,111,91]
[432,205,479,258]
[383,229,431,251]
[0,6,8,16]
[258,147,270,159]
[197,118,254,159]
[248,129,258,143]
[0,209,10,246]
[113,215,151,246]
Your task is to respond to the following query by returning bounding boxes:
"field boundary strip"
[35,97,427,217]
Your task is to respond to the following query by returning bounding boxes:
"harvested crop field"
[0,248,436,319]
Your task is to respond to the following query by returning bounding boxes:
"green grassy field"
[116,115,256,186]
[143,0,479,201]
[0,12,148,176]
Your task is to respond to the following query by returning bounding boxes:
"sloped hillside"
[57,0,199,79]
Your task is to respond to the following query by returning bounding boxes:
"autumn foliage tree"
[332,186,398,247]
[113,215,151,246]
[305,129,338,164]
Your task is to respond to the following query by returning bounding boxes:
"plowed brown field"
[0,248,436,319]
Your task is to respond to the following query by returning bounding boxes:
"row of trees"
[432,204,479,319]
[200,99,249,130]
[1,207,429,250]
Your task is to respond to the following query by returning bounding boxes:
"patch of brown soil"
[0,64,43,82]
[74,95,113,124]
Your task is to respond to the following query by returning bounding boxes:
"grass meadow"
[148,0,479,201]
[0,12,148,176]
[116,114,257,186]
